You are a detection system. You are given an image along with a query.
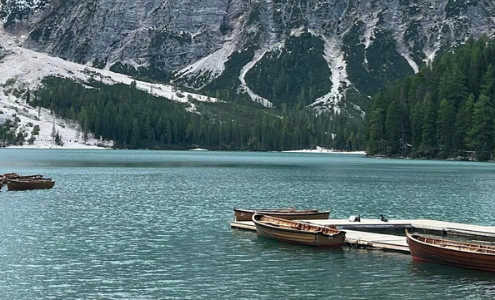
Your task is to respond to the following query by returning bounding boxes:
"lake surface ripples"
[1,150,495,299]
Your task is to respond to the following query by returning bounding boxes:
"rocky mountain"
[0,43,5,58]
[2,0,495,115]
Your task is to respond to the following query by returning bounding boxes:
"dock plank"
[412,220,495,238]
[344,230,409,253]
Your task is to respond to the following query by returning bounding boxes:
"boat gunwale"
[252,214,342,237]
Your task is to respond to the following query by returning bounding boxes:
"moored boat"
[7,178,55,191]
[252,214,345,247]
[234,207,329,221]
[4,173,43,180]
[406,230,495,272]
[3,172,20,179]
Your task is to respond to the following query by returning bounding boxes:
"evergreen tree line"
[0,118,25,146]
[36,77,365,151]
[366,37,495,161]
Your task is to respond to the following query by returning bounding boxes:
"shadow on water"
[254,235,346,255]
[409,259,495,281]
[231,228,258,241]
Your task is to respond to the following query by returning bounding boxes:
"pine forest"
[366,37,495,161]
[30,77,365,151]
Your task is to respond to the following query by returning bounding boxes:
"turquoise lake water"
[0,150,494,299]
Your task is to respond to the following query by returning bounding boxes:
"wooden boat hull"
[406,231,495,272]
[7,180,55,191]
[234,208,329,221]
[253,214,345,247]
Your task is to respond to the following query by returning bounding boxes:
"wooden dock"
[230,218,495,253]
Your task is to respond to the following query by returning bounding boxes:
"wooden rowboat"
[252,214,345,247]
[7,179,55,191]
[4,173,43,180]
[406,230,495,272]
[234,207,329,221]
[3,172,20,179]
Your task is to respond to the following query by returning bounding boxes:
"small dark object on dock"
[349,215,361,222]
[380,214,388,222]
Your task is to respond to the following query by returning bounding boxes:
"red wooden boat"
[234,207,329,221]
[252,214,345,247]
[406,230,495,272]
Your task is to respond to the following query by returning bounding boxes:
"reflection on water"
[409,259,495,298]
[1,149,495,299]
[410,259,495,279]
[253,235,346,255]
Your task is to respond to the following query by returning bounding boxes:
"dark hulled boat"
[252,214,345,247]
[234,207,329,221]
[7,179,55,191]
[406,230,495,272]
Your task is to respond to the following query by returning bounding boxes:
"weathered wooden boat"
[252,214,345,247]
[7,179,55,191]
[3,172,20,179]
[406,230,495,272]
[234,207,329,221]
[4,173,43,180]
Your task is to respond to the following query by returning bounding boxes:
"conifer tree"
[436,99,455,155]
[421,93,437,154]
[468,94,494,161]
[438,65,468,111]
[367,108,386,155]
[453,94,475,153]
[411,101,423,150]
[480,64,495,102]
[386,101,401,155]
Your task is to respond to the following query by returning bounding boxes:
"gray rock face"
[3,0,495,109]
[1,0,53,33]
[21,0,247,79]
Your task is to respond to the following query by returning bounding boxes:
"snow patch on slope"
[175,11,246,89]
[0,26,222,148]
[176,48,230,84]
[236,0,279,107]
[0,29,222,104]
[0,47,222,107]
[423,46,440,65]
[391,16,420,73]
[290,26,305,37]
[238,48,274,108]
[364,15,379,49]
[309,33,351,115]
[0,90,113,149]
